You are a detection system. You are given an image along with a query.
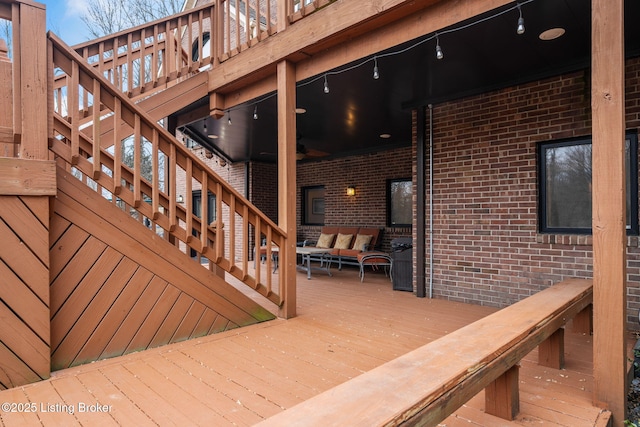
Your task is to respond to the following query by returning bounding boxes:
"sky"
[38,0,90,46]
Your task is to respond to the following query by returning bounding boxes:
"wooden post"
[572,304,593,335]
[277,59,296,318]
[277,0,290,32]
[591,0,627,424]
[485,364,520,421]
[16,2,48,160]
[538,328,565,370]
[0,38,14,157]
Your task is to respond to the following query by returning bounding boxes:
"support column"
[591,0,627,424]
[277,59,297,318]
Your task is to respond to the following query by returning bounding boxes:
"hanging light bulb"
[203,121,207,133]
[516,4,525,35]
[253,105,258,120]
[435,34,444,60]
[228,111,232,125]
[323,74,330,93]
[373,57,379,80]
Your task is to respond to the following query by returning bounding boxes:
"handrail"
[49,32,286,307]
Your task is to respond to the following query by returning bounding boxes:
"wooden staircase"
[0,0,290,389]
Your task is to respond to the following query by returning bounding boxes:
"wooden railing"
[68,0,337,100]
[49,33,286,308]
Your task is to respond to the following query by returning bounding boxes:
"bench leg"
[538,328,565,370]
[571,304,593,335]
[485,364,519,420]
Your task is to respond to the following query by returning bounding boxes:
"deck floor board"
[0,266,621,426]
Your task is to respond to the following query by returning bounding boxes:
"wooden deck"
[0,265,612,426]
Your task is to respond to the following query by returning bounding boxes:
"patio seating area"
[0,266,619,426]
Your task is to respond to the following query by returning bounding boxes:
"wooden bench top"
[256,278,593,426]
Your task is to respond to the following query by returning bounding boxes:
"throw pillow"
[316,233,335,248]
[352,234,373,251]
[334,233,353,249]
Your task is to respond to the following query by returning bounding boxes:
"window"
[387,178,412,227]
[539,133,638,234]
[302,186,325,225]
[193,190,216,225]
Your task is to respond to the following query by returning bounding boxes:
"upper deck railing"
[69,0,337,99]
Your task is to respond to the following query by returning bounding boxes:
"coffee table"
[270,246,332,279]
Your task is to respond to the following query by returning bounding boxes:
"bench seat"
[256,278,594,426]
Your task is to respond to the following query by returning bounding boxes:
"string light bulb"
[373,57,379,80]
[435,34,444,60]
[228,111,232,125]
[253,105,258,120]
[516,4,525,35]
[323,74,330,93]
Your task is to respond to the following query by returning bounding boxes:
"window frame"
[538,132,638,235]
[386,178,412,228]
[302,185,325,226]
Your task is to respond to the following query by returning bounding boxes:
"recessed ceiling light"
[539,28,565,41]
[208,134,219,139]
[380,133,391,139]
[295,107,307,114]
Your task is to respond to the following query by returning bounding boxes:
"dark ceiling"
[178,0,640,164]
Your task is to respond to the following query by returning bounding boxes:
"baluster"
[215,181,223,262]
[242,203,249,277]
[133,114,141,207]
[98,42,106,82]
[235,0,241,52]
[255,0,262,40]
[254,215,261,285]
[224,0,231,55]
[213,4,222,65]
[228,193,236,269]
[169,143,177,231]
[201,170,208,252]
[197,9,204,67]
[126,32,133,96]
[139,28,146,91]
[92,78,101,179]
[152,128,160,219]
[70,60,79,164]
[113,98,122,195]
[187,13,193,72]
[265,225,273,294]
[244,0,250,45]
[112,36,119,89]
[185,157,193,243]
[152,24,159,87]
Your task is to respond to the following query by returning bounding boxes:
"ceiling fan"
[295,142,329,160]
[259,135,330,161]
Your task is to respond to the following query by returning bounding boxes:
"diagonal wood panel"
[49,167,275,370]
[0,195,50,390]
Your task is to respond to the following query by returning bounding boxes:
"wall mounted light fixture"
[177,195,184,203]
[346,186,356,196]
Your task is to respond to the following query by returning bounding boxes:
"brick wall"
[296,148,412,251]
[420,57,640,329]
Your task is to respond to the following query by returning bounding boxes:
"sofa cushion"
[316,233,335,248]
[334,233,353,249]
[352,234,373,251]
[357,228,381,248]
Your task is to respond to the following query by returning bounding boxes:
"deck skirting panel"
[0,195,51,390]
[48,167,274,371]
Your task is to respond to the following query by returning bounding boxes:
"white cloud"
[65,0,89,17]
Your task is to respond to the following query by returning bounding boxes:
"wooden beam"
[538,328,565,370]
[209,0,511,95]
[277,59,297,319]
[0,158,57,196]
[591,0,627,424]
